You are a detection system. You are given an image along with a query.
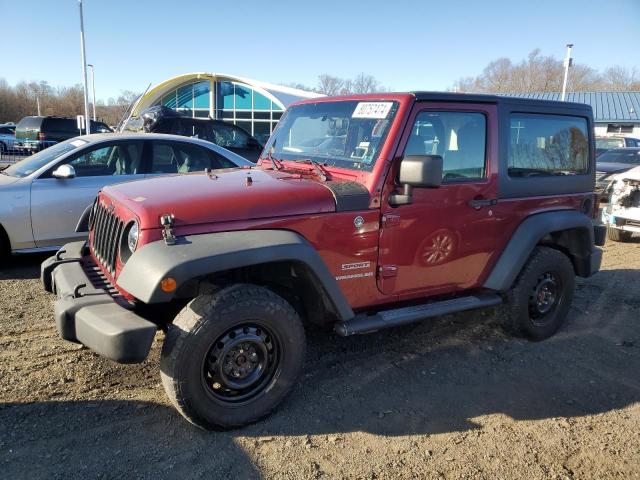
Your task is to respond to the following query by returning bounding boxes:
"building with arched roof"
[131,73,322,143]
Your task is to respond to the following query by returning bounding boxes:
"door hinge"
[378,265,398,278]
[382,214,401,228]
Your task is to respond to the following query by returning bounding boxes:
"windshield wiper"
[299,159,329,182]
[268,151,283,171]
[265,141,283,171]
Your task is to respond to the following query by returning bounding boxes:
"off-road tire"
[499,246,575,340]
[607,226,632,243]
[160,284,306,430]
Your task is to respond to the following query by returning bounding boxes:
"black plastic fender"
[117,229,355,321]
[483,210,600,292]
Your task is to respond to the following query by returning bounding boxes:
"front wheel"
[160,284,306,430]
[500,247,575,340]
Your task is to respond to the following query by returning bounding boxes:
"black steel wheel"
[528,272,562,324]
[160,284,305,430]
[500,247,575,340]
[202,323,280,404]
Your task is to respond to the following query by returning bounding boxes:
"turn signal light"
[160,277,177,293]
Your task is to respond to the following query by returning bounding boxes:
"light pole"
[561,43,573,101]
[78,0,91,134]
[88,63,96,121]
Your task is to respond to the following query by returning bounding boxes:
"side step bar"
[334,293,502,336]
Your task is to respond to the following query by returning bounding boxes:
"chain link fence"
[0,147,28,166]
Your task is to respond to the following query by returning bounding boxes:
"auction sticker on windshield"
[352,102,393,119]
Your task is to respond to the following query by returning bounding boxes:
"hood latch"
[160,214,176,245]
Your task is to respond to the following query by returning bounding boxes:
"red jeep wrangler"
[42,93,606,430]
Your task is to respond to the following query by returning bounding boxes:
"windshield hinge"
[378,265,398,278]
[382,214,401,228]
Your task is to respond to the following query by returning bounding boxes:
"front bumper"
[41,242,157,364]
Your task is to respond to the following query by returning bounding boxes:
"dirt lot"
[1,239,639,479]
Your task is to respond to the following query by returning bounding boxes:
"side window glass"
[174,143,231,172]
[151,143,179,173]
[508,114,588,177]
[213,124,249,148]
[404,111,486,181]
[67,142,142,177]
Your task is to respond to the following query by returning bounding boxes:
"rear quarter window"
[508,114,589,177]
[43,118,77,132]
[17,117,43,130]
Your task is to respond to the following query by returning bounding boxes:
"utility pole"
[561,43,574,101]
[88,63,96,121]
[36,95,41,116]
[78,0,91,134]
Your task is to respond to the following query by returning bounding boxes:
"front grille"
[90,201,124,275]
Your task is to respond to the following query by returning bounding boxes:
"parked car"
[124,106,263,162]
[601,165,640,242]
[13,116,113,153]
[595,148,640,198]
[596,136,640,156]
[0,124,16,153]
[0,133,251,260]
[42,92,604,430]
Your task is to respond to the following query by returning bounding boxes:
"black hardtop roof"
[411,91,592,113]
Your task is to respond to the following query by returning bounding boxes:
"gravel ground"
[1,238,639,479]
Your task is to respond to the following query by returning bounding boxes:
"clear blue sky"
[1,0,638,101]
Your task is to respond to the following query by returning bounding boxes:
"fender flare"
[117,229,355,321]
[483,210,596,292]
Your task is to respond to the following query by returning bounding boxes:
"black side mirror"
[389,155,443,206]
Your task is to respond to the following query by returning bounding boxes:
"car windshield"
[262,100,399,171]
[597,150,640,164]
[596,138,624,149]
[2,139,87,177]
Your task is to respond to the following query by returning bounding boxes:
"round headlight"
[127,221,139,253]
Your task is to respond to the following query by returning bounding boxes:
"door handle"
[468,198,497,209]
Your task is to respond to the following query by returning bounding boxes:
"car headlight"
[127,221,139,253]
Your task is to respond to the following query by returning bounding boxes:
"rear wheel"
[160,284,306,430]
[500,247,575,340]
[607,226,633,242]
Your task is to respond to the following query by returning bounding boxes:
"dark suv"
[14,116,112,153]
[124,106,263,162]
[42,92,606,430]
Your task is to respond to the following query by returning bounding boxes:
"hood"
[103,168,340,229]
[612,165,640,182]
[596,162,636,174]
[0,172,21,186]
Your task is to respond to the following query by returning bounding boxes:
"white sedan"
[0,133,252,261]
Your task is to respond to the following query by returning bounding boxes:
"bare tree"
[452,49,638,93]
[602,66,640,91]
[317,75,345,96]
[317,73,387,95]
[0,78,140,125]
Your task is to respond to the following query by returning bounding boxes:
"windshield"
[596,138,624,149]
[3,139,87,177]
[262,100,399,171]
[598,150,640,164]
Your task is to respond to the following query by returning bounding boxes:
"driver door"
[30,141,144,248]
[377,103,499,298]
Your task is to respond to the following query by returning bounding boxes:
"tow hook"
[160,214,176,245]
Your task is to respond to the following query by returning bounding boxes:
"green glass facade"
[154,79,283,143]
